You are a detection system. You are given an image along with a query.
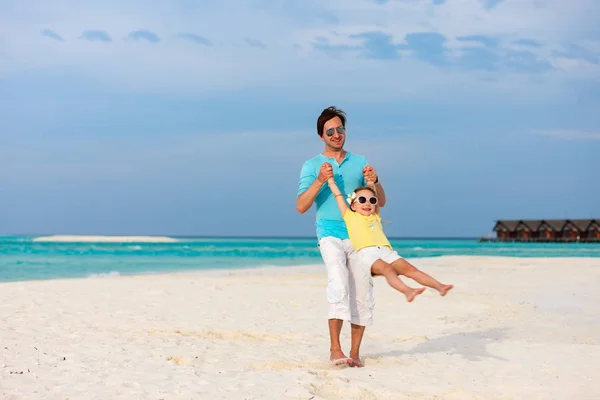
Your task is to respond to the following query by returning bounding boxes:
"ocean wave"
[2,236,599,283]
[32,235,179,243]
[88,271,121,278]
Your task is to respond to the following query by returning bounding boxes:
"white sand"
[1,256,599,400]
[32,235,179,243]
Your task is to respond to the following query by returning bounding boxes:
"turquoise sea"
[1,236,598,282]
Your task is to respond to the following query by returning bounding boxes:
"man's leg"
[328,319,345,362]
[346,245,374,368]
[318,237,352,365]
[349,324,366,367]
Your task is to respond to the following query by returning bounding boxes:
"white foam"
[88,271,121,278]
[32,235,179,243]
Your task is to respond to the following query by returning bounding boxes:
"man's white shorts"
[357,245,403,270]
[318,237,375,326]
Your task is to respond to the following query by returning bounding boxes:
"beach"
[1,256,599,400]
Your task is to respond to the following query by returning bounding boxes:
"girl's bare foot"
[406,287,425,302]
[439,284,453,296]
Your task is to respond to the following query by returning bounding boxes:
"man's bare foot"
[330,349,352,366]
[439,284,453,296]
[405,287,425,302]
[349,354,364,368]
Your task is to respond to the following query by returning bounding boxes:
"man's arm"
[373,179,386,208]
[296,178,325,214]
[296,162,332,214]
[363,165,386,207]
[366,181,381,215]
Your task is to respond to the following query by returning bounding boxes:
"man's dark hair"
[317,106,346,137]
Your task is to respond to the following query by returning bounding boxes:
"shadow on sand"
[368,327,508,362]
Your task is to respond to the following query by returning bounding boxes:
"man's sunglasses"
[355,196,378,205]
[325,125,346,137]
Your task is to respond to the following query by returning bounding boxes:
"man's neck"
[322,148,347,163]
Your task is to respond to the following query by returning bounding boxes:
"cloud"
[532,129,600,141]
[552,44,599,65]
[320,12,340,24]
[505,50,552,73]
[312,31,406,62]
[454,46,551,73]
[350,31,401,60]
[177,33,212,46]
[0,0,599,101]
[41,29,63,41]
[126,29,160,43]
[549,57,600,78]
[513,39,542,48]
[458,47,499,70]
[482,0,504,9]
[457,35,498,48]
[311,27,559,74]
[245,37,267,49]
[403,32,449,66]
[79,30,112,42]
[312,38,358,59]
[548,43,600,77]
[312,28,557,75]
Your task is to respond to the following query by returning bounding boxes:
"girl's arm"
[328,178,349,216]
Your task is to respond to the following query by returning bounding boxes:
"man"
[296,106,386,368]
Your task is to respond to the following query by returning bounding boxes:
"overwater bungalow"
[481,219,600,242]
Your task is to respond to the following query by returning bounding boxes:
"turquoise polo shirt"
[297,152,369,240]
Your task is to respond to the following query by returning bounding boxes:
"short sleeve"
[297,161,316,196]
[342,208,354,223]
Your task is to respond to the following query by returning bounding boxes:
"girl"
[328,178,453,302]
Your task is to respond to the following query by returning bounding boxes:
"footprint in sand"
[166,356,184,365]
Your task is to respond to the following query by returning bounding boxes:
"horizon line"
[2,233,482,240]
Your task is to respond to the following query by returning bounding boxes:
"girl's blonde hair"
[352,185,376,197]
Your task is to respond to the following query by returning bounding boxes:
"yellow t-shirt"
[342,209,391,251]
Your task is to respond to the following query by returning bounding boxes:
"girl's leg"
[391,259,453,296]
[371,260,425,302]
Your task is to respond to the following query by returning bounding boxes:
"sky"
[0,0,599,238]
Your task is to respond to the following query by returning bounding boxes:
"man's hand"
[363,165,378,184]
[317,162,334,184]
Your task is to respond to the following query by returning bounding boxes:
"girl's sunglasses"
[325,125,346,137]
[355,196,377,205]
